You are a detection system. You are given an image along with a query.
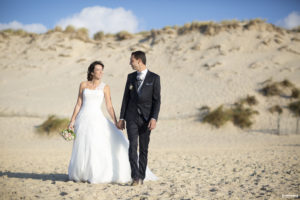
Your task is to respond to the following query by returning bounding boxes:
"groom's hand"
[148,119,156,131]
[117,120,125,130]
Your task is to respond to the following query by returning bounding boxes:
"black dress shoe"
[139,179,144,185]
[131,179,139,186]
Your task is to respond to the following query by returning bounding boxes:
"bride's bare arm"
[104,85,118,125]
[68,82,84,130]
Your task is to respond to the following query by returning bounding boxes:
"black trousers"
[126,115,151,180]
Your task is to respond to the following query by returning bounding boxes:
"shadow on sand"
[246,129,279,135]
[0,171,69,182]
[0,171,132,186]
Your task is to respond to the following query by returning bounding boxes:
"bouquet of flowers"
[60,129,76,141]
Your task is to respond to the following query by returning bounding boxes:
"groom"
[117,51,161,186]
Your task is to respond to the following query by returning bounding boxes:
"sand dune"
[0,20,300,199]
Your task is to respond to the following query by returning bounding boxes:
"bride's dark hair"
[87,61,104,81]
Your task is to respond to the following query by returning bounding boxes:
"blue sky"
[0,0,299,35]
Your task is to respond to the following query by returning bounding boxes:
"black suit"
[120,70,161,180]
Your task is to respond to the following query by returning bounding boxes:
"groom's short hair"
[132,51,146,65]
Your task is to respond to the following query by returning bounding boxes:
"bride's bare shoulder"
[79,81,89,89]
[81,81,89,86]
[103,84,110,91]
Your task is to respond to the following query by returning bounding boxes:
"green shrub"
[230,104,258,129]
[14,29,27,36]
[291,88,300,99]
[288,100,300,117]
[178,21,216,35]
[76,27,89,41]
[260,83,281,96]
[36,115,69,135]
[260,79,299,99]
[149,29,162,38]
[137,31,151,37]
[203,105,231,128]
[162,26,174,34]
[239,95,258,106]
[54,26,63,32]
[46,26,63,34]
[64,25,76,33]
[77,27,88,35]
[1,28,32,37]
[2,29,14,34]
[269,105,283,114]
[280,79,294,88]
[244,18,266,27]
[291,26,300,32]
[115,31,133,40]
[93,31,104,41]
[202,102,258,129]
[220,19,240,28]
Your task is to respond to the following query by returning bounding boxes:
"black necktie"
[137,75,143,89]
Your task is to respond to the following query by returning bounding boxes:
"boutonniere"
[129,84,133,90]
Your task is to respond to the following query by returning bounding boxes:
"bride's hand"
[68,121,74,130]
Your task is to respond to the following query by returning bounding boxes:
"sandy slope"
[0,22,300,199]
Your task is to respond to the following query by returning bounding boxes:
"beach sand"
[0,21,300,199]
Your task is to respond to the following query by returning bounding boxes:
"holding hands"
[116,119,156,131]
[117,120,125,130]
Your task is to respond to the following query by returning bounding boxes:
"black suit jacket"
[120,70,161,122]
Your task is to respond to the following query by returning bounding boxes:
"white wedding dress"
[68,82,157,183]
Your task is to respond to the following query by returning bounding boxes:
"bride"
[67,61,157,184]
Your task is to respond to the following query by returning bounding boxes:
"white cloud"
[55,6,139,36]
[277,11,300,29]
[0,20,47,33]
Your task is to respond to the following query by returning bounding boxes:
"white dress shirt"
[137,68,148,92]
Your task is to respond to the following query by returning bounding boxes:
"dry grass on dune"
[230,104,259,129]
[291,25,300,32]
[288,101,300,134]
[63,26,90,42]
[176,18,285,36]
[0,28,38,38]
[115,31,133,41]
[260,79,300,99]
[288,100,300,117]
[93,31,105,41]
[75,28,89,41]
[280,79,295,88]
[269,105,283,114]
[201,97,259,129]
[291,88,300,99]
[202,105,231,128]
[46,26,63,34]
[260,82,282,97]
[36,115,69,135]
[238,95,259,106]
[0,18,290,44]
[200,79,300,130]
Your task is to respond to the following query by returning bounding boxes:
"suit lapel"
[133,71,139,93]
